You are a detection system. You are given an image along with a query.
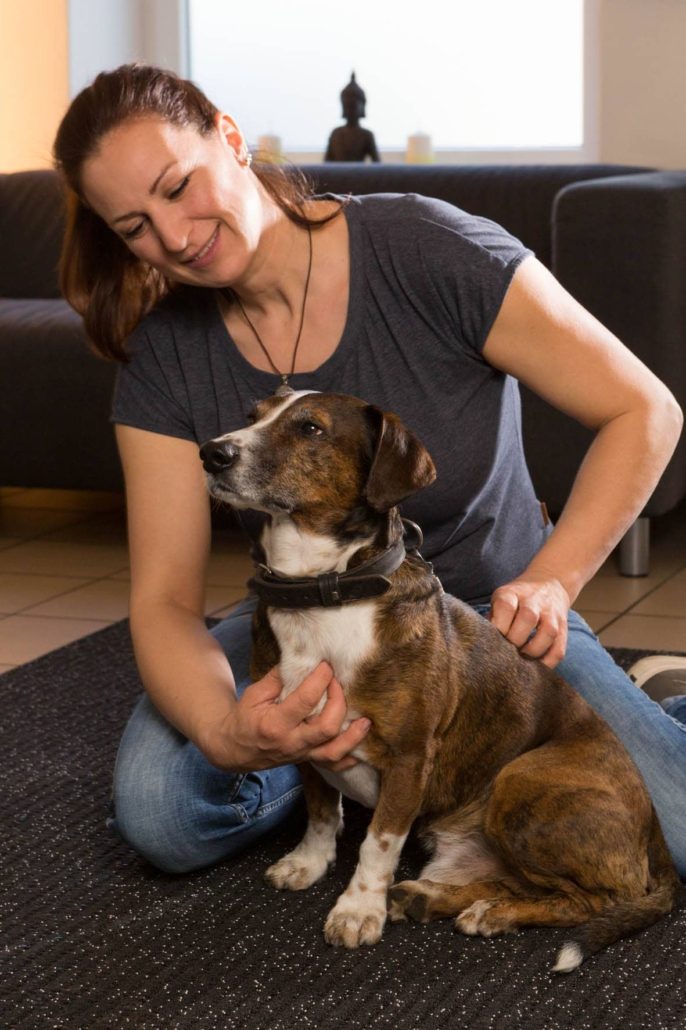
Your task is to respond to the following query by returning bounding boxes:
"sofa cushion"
[0,171,66,300]
[299,163,650,269]
[0,298,121,490]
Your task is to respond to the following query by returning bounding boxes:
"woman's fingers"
[490,577,571,669]
[308,715,371,766]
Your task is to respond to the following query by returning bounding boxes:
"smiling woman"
[50,63,686,889]
[53,64,337,361]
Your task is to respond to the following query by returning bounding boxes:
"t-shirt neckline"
[209,196,363,389]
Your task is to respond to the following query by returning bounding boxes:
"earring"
[243,151,253,167]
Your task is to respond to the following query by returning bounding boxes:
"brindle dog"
[200,391,678,973]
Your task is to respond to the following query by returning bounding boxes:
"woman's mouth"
[185,225,220,269]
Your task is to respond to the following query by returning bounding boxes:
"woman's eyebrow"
[111,161,177,224]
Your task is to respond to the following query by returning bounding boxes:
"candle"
[406,132,434,164]
[257,134,283,162]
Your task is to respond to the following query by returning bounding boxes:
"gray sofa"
[1,164,685,569]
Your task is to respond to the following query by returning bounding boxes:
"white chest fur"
[268,604,381,809]
[261,520,382,809]
[270,604,377,707]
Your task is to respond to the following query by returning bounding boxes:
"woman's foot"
[628,655,686,705]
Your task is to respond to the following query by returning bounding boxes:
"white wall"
[68,0,188,98]
[599,0,686,169]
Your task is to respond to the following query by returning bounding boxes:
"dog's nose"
[199,440,240,474]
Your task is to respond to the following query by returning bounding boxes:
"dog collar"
[248,519,428,609]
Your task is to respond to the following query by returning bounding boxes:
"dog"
[200,390,678,972]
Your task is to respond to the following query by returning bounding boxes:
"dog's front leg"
[324,755,429,948]
[265,764,342,890]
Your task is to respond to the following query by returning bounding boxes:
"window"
[188,0,584,157]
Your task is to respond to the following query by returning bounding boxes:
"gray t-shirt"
[111,192,551,604]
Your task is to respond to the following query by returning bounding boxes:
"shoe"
[628,656,686,704]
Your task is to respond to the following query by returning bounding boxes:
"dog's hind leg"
[388,876,530,924]
[265,764,342,891]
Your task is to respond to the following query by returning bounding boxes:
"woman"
[53,64,685,877]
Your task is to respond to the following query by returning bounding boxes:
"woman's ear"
[216,112,249,163]
[364,406,436,512]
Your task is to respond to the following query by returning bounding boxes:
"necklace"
[232,223,313,397]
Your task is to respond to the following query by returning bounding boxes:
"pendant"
[274,375,294,398]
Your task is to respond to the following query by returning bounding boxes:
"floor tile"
[206,550,255,587]
[0,573,92,614]
[631,569,686,618]
[0,615,111,665]
[576,610,619,633]
[207,598,248,620]
[0,507,90,539]
[599,615,686,651]
[24,579,131,621]
[576,570,674,613]
[0,540,129,578]
[0,537,23,552]
[1,489,125,512]
[205,585,249,615]
[39,513,128,545]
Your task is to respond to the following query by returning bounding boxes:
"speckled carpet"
[2,620,685,1030]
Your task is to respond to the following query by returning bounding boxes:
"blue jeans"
[111,600,686,878]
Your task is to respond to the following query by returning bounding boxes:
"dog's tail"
[552,813,679,974]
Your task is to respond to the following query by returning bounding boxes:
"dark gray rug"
[2,621,685,1030]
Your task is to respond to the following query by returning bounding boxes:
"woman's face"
[81,115,263,288]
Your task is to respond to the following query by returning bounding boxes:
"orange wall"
[0,0,69,171]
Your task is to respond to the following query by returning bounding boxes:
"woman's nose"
[154,212,190,255]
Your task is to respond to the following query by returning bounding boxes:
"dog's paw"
[324,901,386,948]
[454,900,496,936]
[264,850,331,891]
[387,880,436,923]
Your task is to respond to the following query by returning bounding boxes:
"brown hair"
[53,63,337,362]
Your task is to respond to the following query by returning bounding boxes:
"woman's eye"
[300,421,323,437]
[122,222,145,240]
[169,176,190,200]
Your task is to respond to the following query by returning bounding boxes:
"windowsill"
[281,147,597,167]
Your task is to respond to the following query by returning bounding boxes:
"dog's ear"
[364,407,436,512]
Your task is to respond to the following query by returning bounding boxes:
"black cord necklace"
[231,223,313,397]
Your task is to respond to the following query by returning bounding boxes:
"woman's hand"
[206,662,371,773]
[489,574,571,669]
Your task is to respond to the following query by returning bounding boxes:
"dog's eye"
[300,421,323,437]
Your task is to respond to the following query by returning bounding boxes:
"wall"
[2,1,686,173]
[68,0,188,97]
[0,0,69,171]
[68,0,144,97]
[599,0,686,168]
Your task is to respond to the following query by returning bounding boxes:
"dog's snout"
[199,439,240,474]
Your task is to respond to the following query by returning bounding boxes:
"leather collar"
[248,519,429,609]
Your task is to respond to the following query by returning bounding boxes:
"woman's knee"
[112,728,200,872]
[111,694,224,872]
[111,693,302,874]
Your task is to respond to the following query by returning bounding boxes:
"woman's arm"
[116,424,369,769]
[482,256,683,667]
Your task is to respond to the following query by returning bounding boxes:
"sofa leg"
[618,517,650,577]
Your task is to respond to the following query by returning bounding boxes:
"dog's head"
[200,391,436,533]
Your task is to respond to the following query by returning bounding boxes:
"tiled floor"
[0,486,685,673]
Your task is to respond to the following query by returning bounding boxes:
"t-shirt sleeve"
[396,195,534,355]
[109,316,196,442]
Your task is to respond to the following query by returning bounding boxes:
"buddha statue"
[325,72,380,163]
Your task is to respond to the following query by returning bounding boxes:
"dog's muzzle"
[199,439,240,475]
